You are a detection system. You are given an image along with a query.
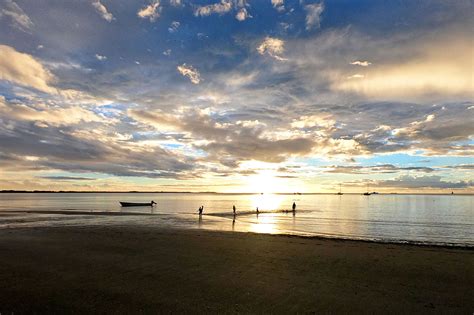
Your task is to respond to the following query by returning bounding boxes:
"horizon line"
[0,190,472,196]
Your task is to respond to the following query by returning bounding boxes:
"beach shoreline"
[0,224,472,313]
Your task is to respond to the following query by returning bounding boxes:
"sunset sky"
[0,0,472,193]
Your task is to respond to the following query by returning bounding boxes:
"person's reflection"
[232,217,235,231]
[198,214,203,228]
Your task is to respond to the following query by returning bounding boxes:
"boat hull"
[120,202,155,207]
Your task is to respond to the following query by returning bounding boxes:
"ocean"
[0,193,472,247]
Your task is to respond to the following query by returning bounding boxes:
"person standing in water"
[233,205,236,215]
[292,202,296,212]
[198,206,203,215]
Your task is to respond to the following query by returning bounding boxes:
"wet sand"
[0,225,472,313]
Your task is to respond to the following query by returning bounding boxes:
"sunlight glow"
[249,213,279,234]
[251,193,284,211]
[245,170,289,194]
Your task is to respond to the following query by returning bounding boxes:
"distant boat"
[120,201,156,207]
[363,183,371,196]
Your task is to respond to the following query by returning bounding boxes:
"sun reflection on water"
[250,213,279,234]
[248,194,285,234]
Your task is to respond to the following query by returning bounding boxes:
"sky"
[0,0,473,193]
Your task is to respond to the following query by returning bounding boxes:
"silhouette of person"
[256,207,259,214]
[233,205,236,215]
[292,202,296,212]
[198,206,203,215]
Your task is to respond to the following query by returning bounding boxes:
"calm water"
[0,193,472,246]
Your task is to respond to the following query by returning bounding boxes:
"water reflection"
[1,193,472,246]
[249,213,278,234]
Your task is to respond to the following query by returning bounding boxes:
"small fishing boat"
[120,201,157,207]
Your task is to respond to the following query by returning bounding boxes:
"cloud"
[376,175,473,189]
[38,176,97,181]
[177,64,201,84]
[0,96,104,126]
[235,8,251,21]
[91,0,114,22]
[0,45,56,94]
[95,54,107,61]
[305,2,324,30]
[0,0,33,33]
[333,32,474,98]
[391,112,474,152]
[168,21,180,33]
[351,60,371,67]
[323,164,435,174]
[137,0,161,22]
[291,114,335,130]
[257,37,287,61]
[128,107,315,165]
[194,0,232,17]
[271,0,284,11]
[0,119,195,179]
[445,164,474,170]
[347,74,364,79]
[169,0,182,6]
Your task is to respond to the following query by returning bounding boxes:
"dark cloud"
[376,175,473,189]
[324,164,435,174]
[38,176,97,181]
[0,119,196,179]
[445,164,474,170]
[129,108,315,164]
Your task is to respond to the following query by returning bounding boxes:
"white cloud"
[351,60,372,67]
[168,21,180,33]
[163,49,172,56]
[177,64,201,84]
[91,0,114,22]
[305,2,324,30]
[169,0,182,6]
[95,54,107,61]
[347,74,364,79]
[235,8,251,21]
[0,96,104,126]
[0,45,56,94]
[257,37,287,61]
[291,114,335,130]
[271,0,284,11]
[194,0,232,17]
[0,0,33,33]
[137,0,161,22]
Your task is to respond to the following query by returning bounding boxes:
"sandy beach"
[0,225,472,313]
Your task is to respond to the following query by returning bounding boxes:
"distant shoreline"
[0,190,472,196]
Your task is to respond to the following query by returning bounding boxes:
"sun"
[245,170,287,194]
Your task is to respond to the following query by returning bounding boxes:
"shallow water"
[0,193,472,246]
